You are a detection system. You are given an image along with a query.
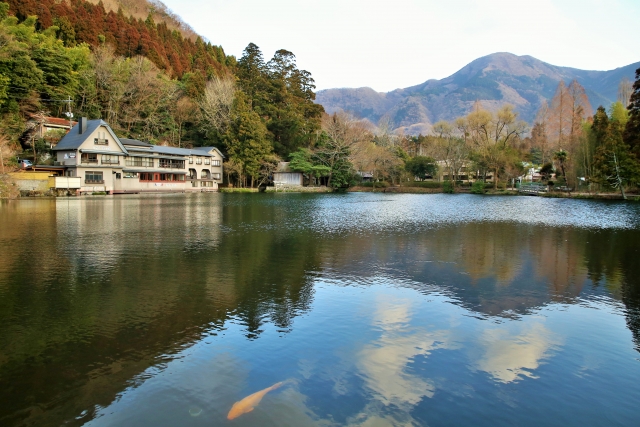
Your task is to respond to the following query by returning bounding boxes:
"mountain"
[86,0,198,40]
[315,53,640,134]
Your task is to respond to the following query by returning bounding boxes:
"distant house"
[51,118,224,194]
[273,162,303,186]
[435,160,494,183]
[357,171,374,182]
[20,115,77,149]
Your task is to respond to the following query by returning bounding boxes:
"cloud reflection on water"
[474,322,560,384]
[350,295,454,425]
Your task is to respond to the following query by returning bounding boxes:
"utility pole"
[63,96,74,133]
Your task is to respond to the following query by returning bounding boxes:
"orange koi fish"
[227,381,283,420]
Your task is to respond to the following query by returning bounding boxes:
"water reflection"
[474,322,559,383]
[1,194,640,427]
[354,295,451,426]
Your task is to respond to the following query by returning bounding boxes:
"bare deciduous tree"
[461,104,527,188]
[172,97,196,147]
[198,76,235,135]
[618,77,633,107]
[318,112,372,187]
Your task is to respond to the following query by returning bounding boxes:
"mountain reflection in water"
[0,193,639,427]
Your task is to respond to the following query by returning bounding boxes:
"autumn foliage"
[5,0,230,79]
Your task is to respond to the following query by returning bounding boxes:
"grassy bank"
[0,174,19,199]
[219,187,259,193]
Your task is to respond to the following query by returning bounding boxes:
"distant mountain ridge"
[315,53,640,134]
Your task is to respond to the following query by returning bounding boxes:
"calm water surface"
[1,193,639,427]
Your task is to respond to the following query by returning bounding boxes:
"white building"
[52,118,224,194]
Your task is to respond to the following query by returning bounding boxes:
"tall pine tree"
[593,105,640,198]
[623,67,640,159]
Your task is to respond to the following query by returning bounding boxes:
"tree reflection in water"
[0,194,639,427]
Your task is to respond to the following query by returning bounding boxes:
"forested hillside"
[0,0,324,184]
[1,0,638,197]
[5,0,229,78]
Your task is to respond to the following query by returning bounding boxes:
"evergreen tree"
[623,67,640,159]
[265,49,323,157]
[593,105,640,199]
[405,156,437,180]
[288,147,330,185]
[237,43,269,113]
[224,92,272,187]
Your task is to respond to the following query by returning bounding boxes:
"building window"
[201,169,210,179]
[212,160,221,166]
[81,153,98,164]
[204,158,210,165]
[159,159,185,169]
[212,173,221,180]
[201,181,213,187]
[125,157,153,167]
[101,154,119,165]
[139,173,185,182]
[188,169,197,179]
[123,172,137,178]
[94,132,108,145]
[189,157,193,164]
[195,157,202,165]
[85,171,103,183]
[64,169,75,177]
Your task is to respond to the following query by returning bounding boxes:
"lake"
[1,193,639,427]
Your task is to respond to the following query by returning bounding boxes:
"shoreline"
[3,186,637,201]
[347,185,638,200]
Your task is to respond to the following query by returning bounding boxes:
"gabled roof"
[28,114,77,128]
[53,119,129,154]
[191,146,226,158]
[54,119,224,160]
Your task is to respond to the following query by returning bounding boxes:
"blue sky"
[161,0,640,92]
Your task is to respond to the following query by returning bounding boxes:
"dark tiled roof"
[53,119,128,154]
[191,146,226,158]
[128,145,223,158]
[54,120,224,159]
[121,138,153,147]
